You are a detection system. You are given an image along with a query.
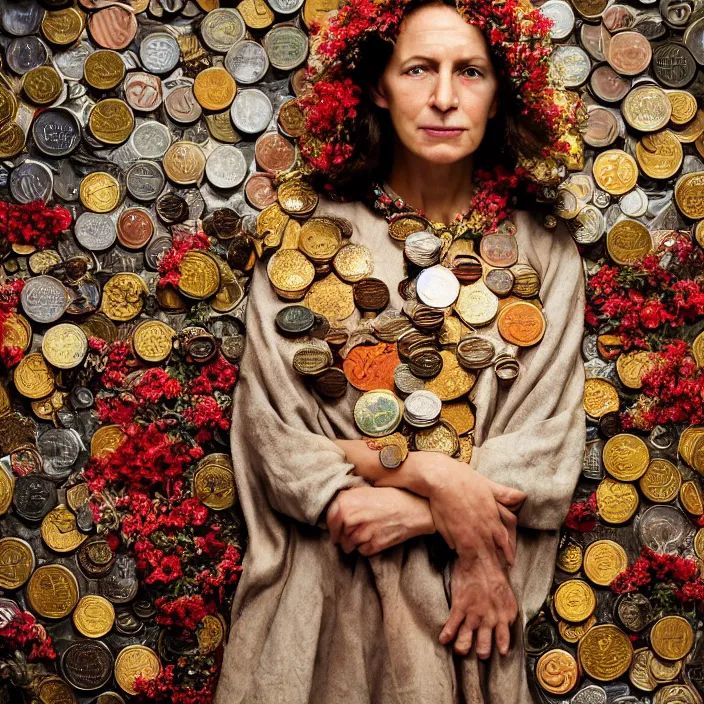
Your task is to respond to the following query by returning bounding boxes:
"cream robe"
[215,197,586,704]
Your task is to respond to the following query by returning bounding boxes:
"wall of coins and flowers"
[0,0,702,702]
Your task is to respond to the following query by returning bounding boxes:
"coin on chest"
[304,273,355,322]
[73,595,115,638]
[0,537,35,589]
[14,352,55,399]
[650,616,694,661]
[102,273,148,321]
[554,579,596,622]
[42,323,88,369]
[497,300,546,346]
[27,563,79,619]
[114,645,161,695]
[583,539,628,586]
[41,504,88,553]
[178,251,221,300]
[535,648,579,695]
[578,624,633,681]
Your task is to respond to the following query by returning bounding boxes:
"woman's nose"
[429,70,459,111]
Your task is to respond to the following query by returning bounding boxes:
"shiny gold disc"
[27,564,79,619]
[73,595,115,638]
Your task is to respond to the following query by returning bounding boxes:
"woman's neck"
[384,148,475,225]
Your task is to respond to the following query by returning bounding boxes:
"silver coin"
[200,7,246,53]
[100,555,139,604]
[684,17,704,65]
[579,23,605,61]
[9,161,53,204]
[404,390,442,426]
[75,212,117,251]
[263,25,309,71]
[32,108,82,158]
[570,204,605,244]
[592,189,611,208]
[225,40,270,85]
[126,160,166,201]
[1,0,43,36]
[393,363,425,394]
[205,145,247,190]
[570,685,607,704]
[6,35,47,74]
[123,71,163,112]
[230,89,273,134]
[539,0,575,40]
[404,231,442,267]
[140,32,180,74]
[38,428,83,479]
[20,275,68,324]
[550,45,591,87]
[54,41,93,81]
[619,188,648,218]
[638,505,694,554]
[267,0,305,13]
[416,265,460,308]
[129,121,171,159]
[660,0,694,29]
[165,84,202,124]
[145,235,173,270]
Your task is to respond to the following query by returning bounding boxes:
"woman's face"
[370,3,499,166]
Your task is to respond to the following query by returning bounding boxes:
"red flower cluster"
[0,611,57,663]
[155,594,216,630]
[0,200,71,249]
[158,229,211,289]
[135,665,217,704]
[189,355,238,395]
[563,492,597,532]
[0,278,26,368]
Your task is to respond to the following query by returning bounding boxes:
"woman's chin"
[413,145,475,166]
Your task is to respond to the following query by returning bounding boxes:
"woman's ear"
[369,79,389,110]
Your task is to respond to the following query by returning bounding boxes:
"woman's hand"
[441,552,518,658]
[326,486,435,556]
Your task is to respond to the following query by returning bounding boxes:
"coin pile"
[0,0,329,698]
[527,0,704,697]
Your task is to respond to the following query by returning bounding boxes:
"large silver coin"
[416,265,460,308]
[638,505,695,554]
[32,108,82,158]
[230,89,273,134]
[540,0,575,40]
[200,8,246,53]
[129,121,171,159]
[6,35,46,74]
[20,275,69,324]
[267,0,306,12]
[38,428,83,480]
[571,686,608,704]
[54,41,93,81]
[684,17,704,65]
[404,231,442,267]
[75,212,117,251]
[126,160,166,201]
[9,161,53,204]
[550,45,591,87]
[205,145,247,190]
[225,40,270,85]
[1,0,43,36]
[140,32,180,74]
[404,390,442,427]
[263,25,309,71]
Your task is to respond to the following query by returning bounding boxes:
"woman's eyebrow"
[401,55,490,66]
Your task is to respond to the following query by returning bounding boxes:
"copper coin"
[479,233,518,267]
[123,72,163,112]
[245,171,277,209]
[590,65,631,103]
[408,349,443,378]
[451,255,483,284]
[607,31,652,76]
[254,131,296,173]
[203,208,241,240]
[353,278,390,312]
[88,6,137,50]
[156,193,189,224]
[165,85,202,124]
[312,367,347,398]
[117,208,154,249]
[343,342,400,392]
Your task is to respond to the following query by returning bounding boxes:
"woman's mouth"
[420,127,466,137]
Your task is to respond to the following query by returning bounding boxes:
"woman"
[215,0,586,701]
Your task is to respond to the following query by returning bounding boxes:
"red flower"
[563,492,597,532]
[0,201,71,249]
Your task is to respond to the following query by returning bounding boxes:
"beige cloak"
[215,196,586,704]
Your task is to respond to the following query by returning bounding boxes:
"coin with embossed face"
[140,32,180,74]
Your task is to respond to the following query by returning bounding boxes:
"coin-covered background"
[0,0,702,702]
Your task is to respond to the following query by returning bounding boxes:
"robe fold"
[215,197,586,704]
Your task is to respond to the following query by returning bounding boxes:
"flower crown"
[296,0,586,194]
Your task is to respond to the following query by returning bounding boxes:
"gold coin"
[42,7,84,45]
[578,624,633,681]
[194,462,236,510]
[205,110,239,143]
[583,539,628,586]
[42,323,89,370]
[89,99,134,145]
[27,564,79,619]
[28,249,62,275]
[593,149,639,196]
[91,424,126,458]
[606,219,652,265]
[267,248,315,299]
[692,329,704,367]
[583,378,619,419]
[671,109,704,143]
[558,615,596,644]
[0,87,17,128]
[675,172,704,220]
[680,480,704,515]
[80,171,120,213]
[84,50,126,90]
[66,483,90,511]
[496,300,546,346]
[414,419,460,456]
[648,651,682,683]
[616,350,656,389]
[623,85,672,132]
[163,141,206,185]
[178,250,221,300]
[439,399,475,435]
[639,459,681,503]
[554,579,596,622]
[193,67,236,111]
[114,645,161,695]
[668,90,698,125]
[2,312,32,352]
[102,272,148,321]
[198,614,225,654]
[304,273,355,322]
[237,0,274,28]
[36,676,78,704]
[41,504,88,553]
[556,541,583,574]
[650,616,694,661]
[0,537,35,589]
[0,122,27,158]
[695,528,704,560]
[454,280,499,327]
[132,320,175,363]
[596,477,639,524]
[14,352,55,399]
[22,66,62,106]
[629,648,657,692]
[603,433,649,481]
[73,595,115,638]
[277,178,318,216]
[299,219,343,263]
[0,464,13,516]
[635,130,683,180]
[535,649,578,695]
[424,350,476,401]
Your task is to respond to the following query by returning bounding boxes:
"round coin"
[603,433,649,481]
[132,320,175,363]
[194,66,237,111]
[650,616,694,660]
[84,49,125,90]
[27,564,79,619]
[114,645,160,696]
[583,539,628,586]
[205,144,247,189]
[536,649,579,695]
[21,276,68,324]
[72,595,115,638]
[178,251,221,299]
[593,149,638,195]
[0,537,35,589]
[61,640,113,691]
[42,323,88,369]
[75,212,117,251]
[101,273,148,321]
[354,390,403,437]
[124,72,163,112]
[140,32,180,74]
[89,99,134,145]
[22,65,62,105]
[80,172,121,213]
[578,624,633,681]
[163,141,206,185]
[88,6,137,50]
[117,207,154,249]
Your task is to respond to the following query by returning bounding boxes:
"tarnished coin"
[650,616,694,660]
[200,7,246,52]
[80,172,121,213]
[163,141,206,185]
[584,106,621,148]
[617,593,653,633]
[578,624,633,681]
[231,88,273,134]
[114,645,161,695]
[27,564,79,619]
[653,42,697,88]
[130,121,171,159]
[123,72,163,112]
[165,85,203,124]
[23,65,62,105]
[75,212,117,251]
[102,273,148,322]
[6,35,47,74]
[0,537,35,589]
[84,49,125,90]
[254,131,296,174]
[42,323,88,369]
[551,45,591,87]
[140,32,180,74]
[117,208,154,249]
[20,275,68,324]
[264,25,309,70]
[275,305,315,336]
[32,107,81,157]
[245,171,278,209]
[205,144,247,189]
[9,160,53,203]
[61,640,113,691]
[194,66,237,111]
[13,475,57,521]
[100,554,138,605]
[638,505,693,553]
[536,649,579,696]
[354,390,403,437]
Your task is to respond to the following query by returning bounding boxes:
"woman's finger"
[453,620,474,656]
[440,605,465,645]
[493,524,514,566]
[475,625,494,660]
[495,622,511,657]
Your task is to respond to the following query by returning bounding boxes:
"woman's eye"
[407,66,426,76]
[462,67,482,78]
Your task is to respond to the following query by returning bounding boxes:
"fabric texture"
[215,197,586,704]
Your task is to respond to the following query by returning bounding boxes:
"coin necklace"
[268,178,546,469]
